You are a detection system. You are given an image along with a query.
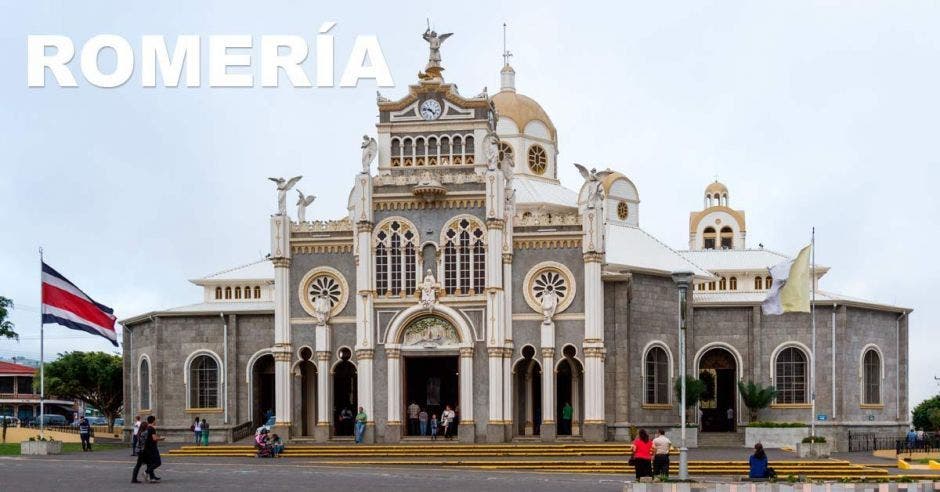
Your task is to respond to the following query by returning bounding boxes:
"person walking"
[131,416,141,456]
[407,401,420,436]
[131,420,150,483]
[354,406,367,444]
[561,402,573,435]
[652,429,672,478]
[630,429,654,481]
[78,417,92,452]
[192,417,201,444]
[430,414,439,440]
[907,428,917,450]
[200,419,210,446]
[143,416,165,482]
[418,409,429,436]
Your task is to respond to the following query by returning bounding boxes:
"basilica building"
[121,33,911,448]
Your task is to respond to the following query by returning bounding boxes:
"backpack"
[135,429,149,454]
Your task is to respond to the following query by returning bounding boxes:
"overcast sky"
[1,1,937,408]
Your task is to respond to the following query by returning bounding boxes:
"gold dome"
[705,181,728,196]
[492,89,557,142]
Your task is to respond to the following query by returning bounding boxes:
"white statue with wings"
[422,28,452,73]
[361,135,377,174]
[268,176,302,215]
[574,164,614,208]
[296,190,316,223]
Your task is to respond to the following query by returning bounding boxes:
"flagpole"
[39,247,45,439]
[810,228,816,439]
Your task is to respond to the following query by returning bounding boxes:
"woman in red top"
[631,428,654,480]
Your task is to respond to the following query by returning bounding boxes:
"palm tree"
[738,381,777,422]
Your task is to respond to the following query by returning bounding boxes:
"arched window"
[703,227,717,250]
[254,286,261,299]
[708,281,716,291]
[234,286,241,299]
[729,277,737,290]
[755,276,763,290]
[863,348,882,405]
[224,287,232,299]
[189,355,219,409]
[499,142,514,165]
[374,219,418,296]
[139,358,151,410]
[775,347,808,404]
[765,276,773,289]
[215,287,222,300]
[527,145,547,175]
[645,346,670,405]
[719,277,727,290]
[720,226,733,249]
[442,217,486,295]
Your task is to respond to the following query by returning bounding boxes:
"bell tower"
[688,180,747,250]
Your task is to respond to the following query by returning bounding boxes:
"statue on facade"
[419,269,440,312]
[484,131,500,171]
[361,135,377,174]
[268,176,302,215]
[421,28,452,77]
[296,190,316,223]
[312,291,332,325]
[540,289,559,323]
[574,163,613,208]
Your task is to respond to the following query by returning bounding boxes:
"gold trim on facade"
[291,244,354,254]
[514,238,581,250]
[374,198,485,211]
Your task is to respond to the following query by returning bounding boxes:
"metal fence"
[847,431,940,454]
[231,421,253,442]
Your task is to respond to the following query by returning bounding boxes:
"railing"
[231,421,253,442]
[847,431,940,454]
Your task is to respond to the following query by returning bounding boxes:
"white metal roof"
[605,224,713,279]
[679,248,830,276]
[693,290,910,312]
[121,301,274,325]
[513,176,578,208]
[191,259,274,285]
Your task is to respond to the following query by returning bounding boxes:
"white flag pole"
[39,247,45,439]
[810,228,816,439]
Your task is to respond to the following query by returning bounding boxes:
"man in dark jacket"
[78,418,92,451]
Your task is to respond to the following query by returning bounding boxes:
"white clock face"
[420,99,442,120]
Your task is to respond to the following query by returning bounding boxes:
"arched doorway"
[697,346,738,432]
[514,345,542,437]
[298,347,317,437]
[556,345,583,436]
[400,316,461,437]
[251,354,275,428]
[332,348,357,437]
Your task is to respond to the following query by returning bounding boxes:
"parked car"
[33,414,68,427]
[114,418,124,427]
[86,416,108,425]
[256,415,276,435]
[0,416,20,426]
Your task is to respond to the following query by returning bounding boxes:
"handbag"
[628,456,637,466]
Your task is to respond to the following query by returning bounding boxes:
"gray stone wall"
[511,247,584,315]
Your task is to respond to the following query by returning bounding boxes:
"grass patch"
[0,442,124,455]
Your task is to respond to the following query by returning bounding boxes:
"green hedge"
[746,422,809,428]
[801,436,826,443]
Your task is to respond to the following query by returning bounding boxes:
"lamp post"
[672,272,693,481]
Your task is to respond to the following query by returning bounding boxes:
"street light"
[671,272,693,481]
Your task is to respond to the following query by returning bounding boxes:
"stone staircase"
[698,431,745,447]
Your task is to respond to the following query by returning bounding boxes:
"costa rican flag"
[41,262,118,347]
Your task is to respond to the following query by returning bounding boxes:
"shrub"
[801,436,826,443]
[674,376,706,409]
[738,381,777,422]
[747,422,808,428]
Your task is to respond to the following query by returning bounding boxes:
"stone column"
[524,372,534,435]
[502,346,513,440]
[315,349,331,441]
[486,347,505,442]
[582,253,606,441]
[540,346,556,441]
[385,347,401,442]
[271,229,293,439]
[485,168,507,442]
[572,371,581,435]
[458,346,475,442]
[355,348,375,442]
[502,254,514,441]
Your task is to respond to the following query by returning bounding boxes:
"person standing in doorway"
[726,407,735,432]
[652,429,672,478]
[407,401,420,436]
[441,405,455,440]
[354,406,367,444]
[430,414,439,440]
[78,417,92,451]
[131,416,141,456]
[418,408,429,436]
[191,417,201,444]
[200,419,209,446]
[561,402,573,435]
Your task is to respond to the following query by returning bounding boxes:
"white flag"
[762,245,812,315]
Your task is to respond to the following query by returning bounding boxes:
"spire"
[500,23,515,92]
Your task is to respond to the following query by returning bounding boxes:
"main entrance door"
[403,355,458,436]
[698,347,738,432]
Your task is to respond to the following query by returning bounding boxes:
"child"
[271,433,285,457]
[430,414,438,440]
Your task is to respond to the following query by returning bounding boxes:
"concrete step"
[697,432,745,447]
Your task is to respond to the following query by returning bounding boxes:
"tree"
[0,296,18,341]
[40,352,123,432]
[674,376,707,411]
[738,381,777,422]
[912,395,940,431]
